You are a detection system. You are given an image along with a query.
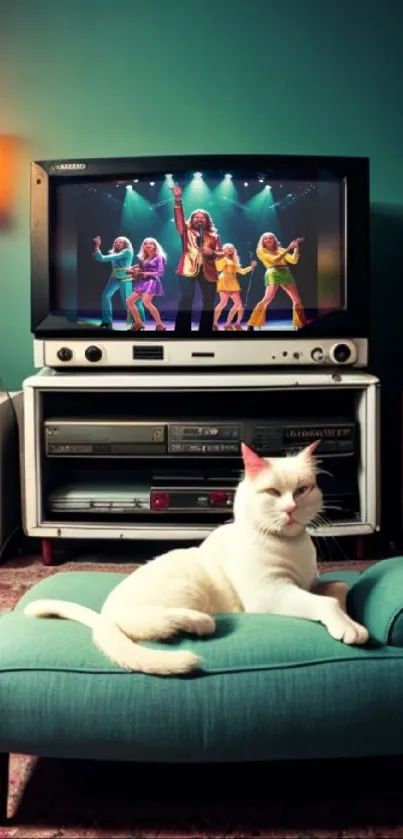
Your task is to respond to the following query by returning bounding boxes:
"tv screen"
[31,155,370,342]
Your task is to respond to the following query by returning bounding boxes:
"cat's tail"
[24,599,202,676]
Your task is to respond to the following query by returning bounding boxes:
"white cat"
[25,442,369,675]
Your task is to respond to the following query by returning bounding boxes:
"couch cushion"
[1,568,403,763]
[347,557,403,646]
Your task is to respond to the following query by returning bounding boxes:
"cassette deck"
[44,418,356,458]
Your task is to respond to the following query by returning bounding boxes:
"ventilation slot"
[132,345,164,361]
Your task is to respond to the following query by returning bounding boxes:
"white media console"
[21,368,380,564]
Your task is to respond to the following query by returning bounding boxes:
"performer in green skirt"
[247,232,306,329]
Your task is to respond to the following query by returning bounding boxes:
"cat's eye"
[294,485,312,498]
[264,488,281,497]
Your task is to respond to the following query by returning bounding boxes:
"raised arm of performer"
[92,236,131,262]
[170,184,186,238]
[270,238,304,265]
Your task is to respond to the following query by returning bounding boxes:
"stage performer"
[213,244,257,331]
[247,232,306,330]
[170,183,223,334]
[126,238,166,332]
[92,235,145,328]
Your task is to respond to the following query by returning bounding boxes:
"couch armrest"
[347,557,403,646]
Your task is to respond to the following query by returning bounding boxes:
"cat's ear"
[300,440,321,460]
[241,442,270,479]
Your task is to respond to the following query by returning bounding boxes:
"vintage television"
[31,154,370,369]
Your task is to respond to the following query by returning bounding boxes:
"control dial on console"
[56,347,73,362]
[85,345,103,363]
[329,342,353,365]
[310,346,324,363]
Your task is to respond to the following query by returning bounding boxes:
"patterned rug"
[2,552,402,839]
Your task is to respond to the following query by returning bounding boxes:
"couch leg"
[0,752,9,824]
[42,539,54,566]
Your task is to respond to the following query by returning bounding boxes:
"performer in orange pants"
[247,232,306,329]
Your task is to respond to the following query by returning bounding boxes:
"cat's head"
[235,441,323,538]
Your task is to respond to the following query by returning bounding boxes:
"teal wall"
[1,0,403,533]
[0,0,402,389]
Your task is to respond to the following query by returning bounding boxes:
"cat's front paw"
[325,611,369,645]
[192,613,216,636]
[179,610,216,637]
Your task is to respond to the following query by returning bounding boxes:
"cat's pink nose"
[284,502,297,514]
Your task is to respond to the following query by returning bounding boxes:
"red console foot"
[0,752,9,824]
[41,538,54,566]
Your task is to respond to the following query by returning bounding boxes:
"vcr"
[44,418,357,458]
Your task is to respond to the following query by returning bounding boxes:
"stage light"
[265,185,271,190]
[193,172,203,178]
[244,182,249,187]
[258,178,264,183]
[150,181,155,186]
[225,173,233,179]
[126,184,133,191]
[133,178,139,183]
[165,173,172,178]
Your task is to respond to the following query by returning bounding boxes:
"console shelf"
[22,369,380,557]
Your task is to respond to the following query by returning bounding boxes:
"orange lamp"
[0,134,21,229]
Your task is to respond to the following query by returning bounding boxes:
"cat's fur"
[25,442,369,675]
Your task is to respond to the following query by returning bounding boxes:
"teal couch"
[1,558,403,822]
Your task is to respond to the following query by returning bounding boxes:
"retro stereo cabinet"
[22,368,380,564]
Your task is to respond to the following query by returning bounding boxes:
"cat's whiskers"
[310,512,333,561]
[314,535,332,562]
[256,517,287,536]
[316,466,334,479]
[311,511,351,562]
[312,512,324,523]
[255,509,305,537]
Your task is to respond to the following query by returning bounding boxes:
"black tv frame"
[31,153,370,341]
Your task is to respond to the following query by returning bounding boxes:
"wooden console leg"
[0,752,9,824]
[41,538,54,566]
[356,535,365,561]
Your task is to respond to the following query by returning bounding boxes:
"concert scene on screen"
[51,170,345,334]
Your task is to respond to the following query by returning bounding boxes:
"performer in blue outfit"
[92,235,145,328]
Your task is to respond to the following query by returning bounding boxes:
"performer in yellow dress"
[247,232,306,329]
[213,244,257,330]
